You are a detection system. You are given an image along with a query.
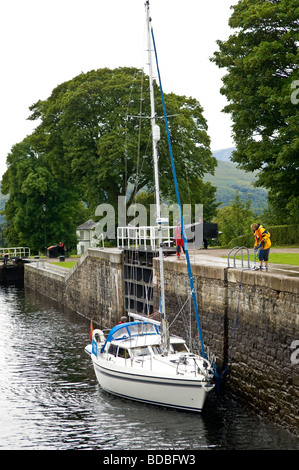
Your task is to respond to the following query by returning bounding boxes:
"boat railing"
[175,355,198,376]
[117,225,175,251]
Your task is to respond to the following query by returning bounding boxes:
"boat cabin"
[95,321,189,360]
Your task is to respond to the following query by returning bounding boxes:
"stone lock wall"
[24,248,124,329]
[160,259,299,435]
[24,261,66,304]
[225,269,298,433]
[64,249,124,328]
[24,248,299,435]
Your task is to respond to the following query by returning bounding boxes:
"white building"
[76,219,98,255]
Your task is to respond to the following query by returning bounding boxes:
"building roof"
[77,219,97,230]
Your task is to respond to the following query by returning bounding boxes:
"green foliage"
[28,68,215,214]
[261,191,299,225]
[180,178,219,222]
[213,191,255,245]
[1,67,215,251]
[226,224,299,248]
[1,136,88,252]
[211,0,299,223]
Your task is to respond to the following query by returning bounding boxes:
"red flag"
[90,319,93,342]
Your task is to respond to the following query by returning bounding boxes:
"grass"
[234,253,299,266]
[52,253,298,266]
[39,248,299,268]
[50,261,78,268]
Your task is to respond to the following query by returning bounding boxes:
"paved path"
[167,248,299,278]
[47,247,299,278]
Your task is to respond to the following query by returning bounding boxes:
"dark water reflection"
[0,285,298,450]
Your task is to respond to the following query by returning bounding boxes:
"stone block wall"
[24,249,299,435]
[225,269,298,433]
[160,259,299,435]
[65,248,124,328]
[24,262,66,304]
[24,248,124,329]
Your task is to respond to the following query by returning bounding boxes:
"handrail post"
[227,246,250,269]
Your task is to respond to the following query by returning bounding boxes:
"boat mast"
[145,1,168,349]
[150,18,207,359]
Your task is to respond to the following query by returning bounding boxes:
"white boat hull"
[90,353,213,412]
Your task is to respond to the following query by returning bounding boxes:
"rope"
[169,291,193,329]
[131,70,144,205]
[124,69,149,210]
[124,70,139,203]
[253,247,260,268]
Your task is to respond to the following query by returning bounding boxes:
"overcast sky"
[0,0,238,180]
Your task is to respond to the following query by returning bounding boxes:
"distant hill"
[205,148,268,212]
[212,147,236,163]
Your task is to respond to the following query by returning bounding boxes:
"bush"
[226,224,299,249]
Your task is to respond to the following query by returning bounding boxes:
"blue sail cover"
[100,321,160,352]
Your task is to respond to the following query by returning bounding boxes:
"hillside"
[212,147,236,163]
[205,148,268,212]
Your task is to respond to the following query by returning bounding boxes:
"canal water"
[0,284,298,451]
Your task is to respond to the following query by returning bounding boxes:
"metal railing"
[96,233,105,249]
[227,246,250,268]
[0,247,31,258]
[117,225,175,251]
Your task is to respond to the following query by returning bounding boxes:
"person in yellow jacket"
[251,223,271,270]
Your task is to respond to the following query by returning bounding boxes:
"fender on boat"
[92,329,105,343]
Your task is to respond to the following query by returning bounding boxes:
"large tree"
[213,191,254,246]
[2,67,216,250]
[1,136,87,252]
[28,67,216,214]
[212,0,299,222]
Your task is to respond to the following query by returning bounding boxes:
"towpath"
[48,247,299,278]
[171,247,299,278]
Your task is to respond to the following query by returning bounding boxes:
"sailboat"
[85,1,215,412]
